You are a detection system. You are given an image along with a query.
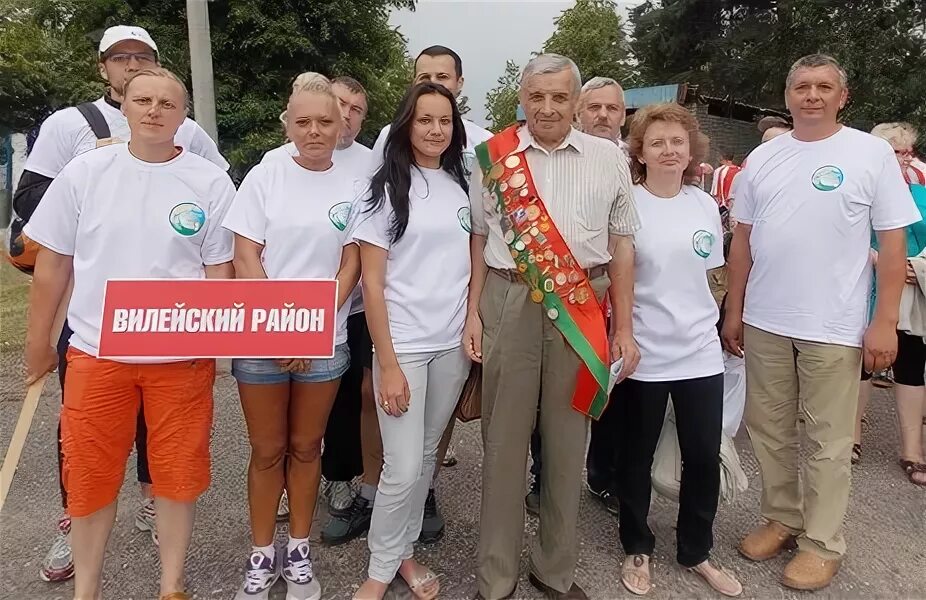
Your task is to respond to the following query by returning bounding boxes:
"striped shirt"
[906,158,926,186]
[470,125,639,269]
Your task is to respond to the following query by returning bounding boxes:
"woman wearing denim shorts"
[222,73,365,600]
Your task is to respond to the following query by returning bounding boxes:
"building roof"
[623,83,789,123]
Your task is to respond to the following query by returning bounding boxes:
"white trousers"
[367,346,470,582]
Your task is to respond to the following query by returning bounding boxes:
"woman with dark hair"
[351,82,472,600]
[616,103,742,597]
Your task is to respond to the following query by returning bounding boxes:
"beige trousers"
[476,270,609,598]
[743,324,861,559]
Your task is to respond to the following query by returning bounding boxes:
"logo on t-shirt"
[692,230,715,258]
[169,203,206,236]
[329,202,352,231]
[811,165,844,191]
[457,207,472,233]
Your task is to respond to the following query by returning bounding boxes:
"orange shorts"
[61,348,215,517]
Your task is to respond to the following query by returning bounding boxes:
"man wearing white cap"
[13,24,227,585]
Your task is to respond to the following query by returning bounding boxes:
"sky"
[389,1,644,127]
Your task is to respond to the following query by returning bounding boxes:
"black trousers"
[57,320,151,509]
[616,374,723,567]
[321,312,370,481]
[586,385,623,494]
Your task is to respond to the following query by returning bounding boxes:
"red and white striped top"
[906,158,926,186]
[710,163,742,207]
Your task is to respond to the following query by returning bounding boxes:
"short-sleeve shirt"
[24,144,236,361]
[470,125,640,269]
[222,159,366,345]
[24,97,228,177]
[352,167,471,354]
[731,127,920,347]
[259,141,373,316]
[630,184,725,381]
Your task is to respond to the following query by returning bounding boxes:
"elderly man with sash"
[464,54,640,600]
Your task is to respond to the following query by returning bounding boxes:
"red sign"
[98,279,338,359]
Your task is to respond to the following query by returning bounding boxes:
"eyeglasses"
[106,52,157,65]
[895,149,915,158]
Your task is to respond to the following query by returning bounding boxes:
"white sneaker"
[235,547,280,600]
[39,516,74,582]
[135,498,158,546]
[282,541,322,600]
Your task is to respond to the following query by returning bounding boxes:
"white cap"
[98,26,158,55]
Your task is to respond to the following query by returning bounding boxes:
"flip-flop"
[689,561,743,597]
[900,459,926,487]
[405,568,441,600]
[621,554,652,596]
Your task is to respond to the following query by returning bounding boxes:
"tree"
[0,0,415,174]
[484,60,521,132]
[630,1,926,149]
[542,0,636,85]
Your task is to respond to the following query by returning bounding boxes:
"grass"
[1,259,30,353]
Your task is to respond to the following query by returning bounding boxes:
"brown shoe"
[738,521,797,561]
[528,572,588,599]
[781,550,841,590]
[159,593,191,600]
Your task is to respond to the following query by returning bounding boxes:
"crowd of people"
[13,23,926,600]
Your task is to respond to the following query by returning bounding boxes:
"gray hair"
[786,54,848,89]
[520,54,581,94]
[871,122,918,147]
[581,76,622,95]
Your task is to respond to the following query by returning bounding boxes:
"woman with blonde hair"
[615,102,742,597]
[223,72,363,600]
[852,122,926,486]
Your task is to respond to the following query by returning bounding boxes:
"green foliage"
[630,0,926,149]
[542,0,636,85]
[484,59,521,133]
[0,0,414,175]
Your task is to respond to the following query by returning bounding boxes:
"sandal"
[899,459,926,487]
[851,444,861,465]
[403,567,440,600]
[690,560,743,597]
[621,554,652,595]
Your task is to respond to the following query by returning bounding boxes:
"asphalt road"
[1,358,924,600]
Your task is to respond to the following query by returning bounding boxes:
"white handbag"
[651,401,748,504]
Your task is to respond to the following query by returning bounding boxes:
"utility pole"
[186,0,218,142]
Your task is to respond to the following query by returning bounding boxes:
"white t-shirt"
[630,184,725,381]
[732,127,920,347]
[352,167,471,354]
[24,97,228,177]
[259,141,373,317]
[370,119,492,176]
[223,158,367,345]
[24,144,236,361]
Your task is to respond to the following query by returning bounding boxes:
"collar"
[515,124,584,155]
[103,94,121,110]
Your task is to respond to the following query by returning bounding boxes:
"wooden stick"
[0,374,48,512]
[0,271,73,512]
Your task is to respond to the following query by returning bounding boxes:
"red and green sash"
[475,126,610,419]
